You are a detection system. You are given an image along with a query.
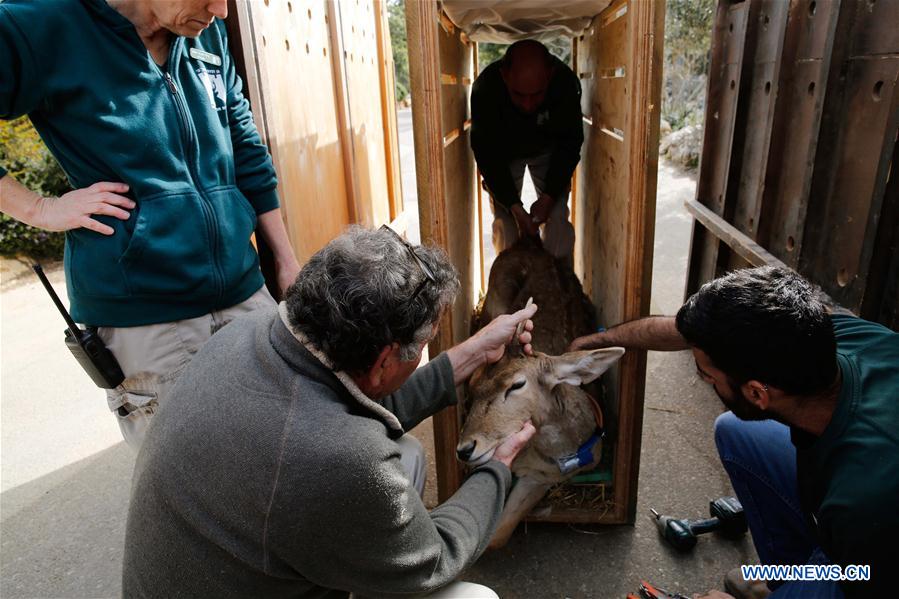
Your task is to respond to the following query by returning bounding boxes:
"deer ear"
[546,348,626,387]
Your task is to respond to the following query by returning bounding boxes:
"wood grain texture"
[407,1,465,500]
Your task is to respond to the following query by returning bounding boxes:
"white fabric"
[441,0,612,43]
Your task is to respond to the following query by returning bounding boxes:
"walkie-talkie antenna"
[32,263,84,342]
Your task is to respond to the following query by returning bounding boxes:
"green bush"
[388,0,410,102]
[0,117,71,259]
[0,214,66,258]
[662,0,715,131]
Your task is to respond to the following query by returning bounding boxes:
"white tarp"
[440,0,612,43]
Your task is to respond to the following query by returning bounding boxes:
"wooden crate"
[406,0,665,524]
[686,0,898,329]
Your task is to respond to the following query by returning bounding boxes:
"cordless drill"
[650,496,747,551]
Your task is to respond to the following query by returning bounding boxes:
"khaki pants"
[490,150,575,260]
[98,285,275,450]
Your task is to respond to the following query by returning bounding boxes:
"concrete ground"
[0,112,755,598]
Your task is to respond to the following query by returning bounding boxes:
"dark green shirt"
[792,314,899,597]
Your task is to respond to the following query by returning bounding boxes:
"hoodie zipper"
[160,55,224,300]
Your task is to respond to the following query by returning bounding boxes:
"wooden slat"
[612,0,664,525]
[686,0,751,296]
[730,0,790,241]
[439,22,471,141]
[760,0,841,267]
[862,135,898,327]
[327,0,361,226]
[686,198,785,267]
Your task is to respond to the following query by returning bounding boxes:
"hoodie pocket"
[205,186,259,289]
[118,191,216,296]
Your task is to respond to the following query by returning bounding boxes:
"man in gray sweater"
[123,225,538,598]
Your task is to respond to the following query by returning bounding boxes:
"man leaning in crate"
[471,39,583,261]
[0,0,301,449]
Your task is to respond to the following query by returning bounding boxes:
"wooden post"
[614,0,665,524]
[406,0,465,500]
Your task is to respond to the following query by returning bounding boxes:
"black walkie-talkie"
[32,264,125,389]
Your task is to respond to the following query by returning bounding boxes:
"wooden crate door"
[574,0,664,523]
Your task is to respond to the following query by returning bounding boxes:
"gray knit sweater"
[122,306,512,598]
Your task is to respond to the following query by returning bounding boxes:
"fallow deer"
[457,240,625,547]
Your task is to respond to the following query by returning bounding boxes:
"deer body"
[459,241,624,547]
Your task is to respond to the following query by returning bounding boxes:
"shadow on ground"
[0,444,134,599]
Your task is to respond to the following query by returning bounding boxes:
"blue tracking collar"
[556,428,605,475]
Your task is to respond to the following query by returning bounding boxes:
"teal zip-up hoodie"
[0,0,278,326]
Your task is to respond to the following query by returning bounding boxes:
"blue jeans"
[714,412,843,598]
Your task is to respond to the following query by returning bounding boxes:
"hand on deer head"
[471,301,538,364]
[491,420,537,468]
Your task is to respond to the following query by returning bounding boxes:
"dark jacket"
[0,0,278,326]
[470,56,583,209]
[123,306,512,598]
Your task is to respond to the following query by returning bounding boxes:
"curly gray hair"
[285,226,460,373]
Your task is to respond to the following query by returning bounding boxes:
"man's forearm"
[575,316,689,351]
[446,337,487,386]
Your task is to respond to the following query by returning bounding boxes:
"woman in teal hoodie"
[0,0,301,447]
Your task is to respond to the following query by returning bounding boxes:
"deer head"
[456,347,625,467]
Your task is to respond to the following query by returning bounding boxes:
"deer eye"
[504,380,527,398]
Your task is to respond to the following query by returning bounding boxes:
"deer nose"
[456,441,476,462]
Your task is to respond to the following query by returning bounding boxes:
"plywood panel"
[339,0,392,228]
[797,0,899,312]
[687,0,899,332]
[239,0,352,263]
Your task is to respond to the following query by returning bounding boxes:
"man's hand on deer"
[492,420,537,468]
[447,301,537,385]
[476,301,537,364]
